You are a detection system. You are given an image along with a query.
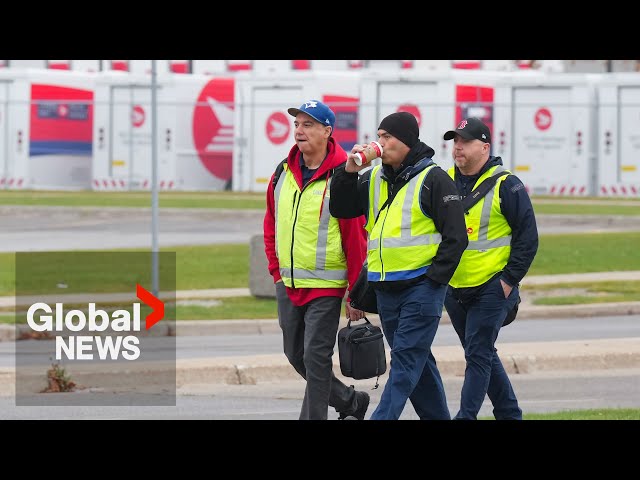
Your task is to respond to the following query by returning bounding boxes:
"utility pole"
[151,60,159,296]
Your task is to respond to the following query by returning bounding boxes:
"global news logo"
[25,284,163,361]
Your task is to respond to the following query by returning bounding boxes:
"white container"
[596,72,640,197]
[493,72,600,196]
[92,71,235,191]
[358,69,525,171]
[232,71,362,192]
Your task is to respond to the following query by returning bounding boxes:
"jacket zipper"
[289,171,328,288]
[379,183,394,281]
[290,190,301,287]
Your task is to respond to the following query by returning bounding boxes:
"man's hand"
[345,144,369,173]
[500,278,513,298]
[345,302,365,321]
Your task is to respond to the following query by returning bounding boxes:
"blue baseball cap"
[287,99,335,134]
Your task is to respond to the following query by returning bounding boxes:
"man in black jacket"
[329,112,468,420]
[443,117,538,420]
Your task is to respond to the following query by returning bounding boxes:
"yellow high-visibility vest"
[448,165,512,288]
[364,163,441,281]
[274,165,348,288]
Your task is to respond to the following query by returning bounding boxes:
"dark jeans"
[370,278,450,420]
[276,282,357,420]
[445,275,522,420]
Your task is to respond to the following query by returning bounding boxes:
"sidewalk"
[2,337,639,395]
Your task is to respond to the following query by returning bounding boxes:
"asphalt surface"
[3,206,640,252]
[2,368,639,419]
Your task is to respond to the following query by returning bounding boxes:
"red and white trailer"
[357,70,529,172]
[92,71,234,191]
[0,68,95,190]
[493,73,601,196]
[597,73,640,197]
[232,71,362,192]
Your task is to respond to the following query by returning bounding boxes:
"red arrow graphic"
[137,284,164,330]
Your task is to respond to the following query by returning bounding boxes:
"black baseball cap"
[443,117,491,144]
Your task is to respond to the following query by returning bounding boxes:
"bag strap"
[271,157,288,189]
[372,194,393,226]
[346,316,373,329]
[461,170,510,213]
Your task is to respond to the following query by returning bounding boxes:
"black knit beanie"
[378,112,419,148]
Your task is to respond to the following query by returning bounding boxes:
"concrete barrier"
[249,234,276,298]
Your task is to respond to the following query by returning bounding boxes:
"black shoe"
[338,391,370,420]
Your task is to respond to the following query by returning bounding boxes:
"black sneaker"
[338,391,370,420]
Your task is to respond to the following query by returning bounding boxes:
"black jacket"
[329,142,468,289]
[451,155,539,290]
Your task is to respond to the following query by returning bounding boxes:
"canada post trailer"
[597,73,640,197]
[0,68,96,190]
[493,73,601,196]
[232,71,362,192]
[92,72,234,191]
[357,70,538,172]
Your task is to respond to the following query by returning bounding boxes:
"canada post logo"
[25,284,163,361]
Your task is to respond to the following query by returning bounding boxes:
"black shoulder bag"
[461,170,520,326]
[338,317,387,388]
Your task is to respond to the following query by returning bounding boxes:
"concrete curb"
[2,337,639,394]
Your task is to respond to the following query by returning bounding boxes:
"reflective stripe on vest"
[274,167,347,288]
[364,164,441,281]
[448,165,512,288]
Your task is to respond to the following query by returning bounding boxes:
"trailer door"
[0,82,8,186]
[512,87,572,189]
[249,86,302,191]
[376,82,440,149]
[619,86,640,184]
[110,85,153,188]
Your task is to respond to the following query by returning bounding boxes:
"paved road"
[2,206,640,252]
[2,315,638,367]
[1,368,638,419]
[0,207,264,252]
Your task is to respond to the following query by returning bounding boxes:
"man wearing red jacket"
[264,99,369,420]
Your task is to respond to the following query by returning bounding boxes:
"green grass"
[532,204,640,216]
[2,190,639,216]
[521,409,640,420]
[523,281,640,306]
[0,230,639,323]
[0,190,266,209]
[0,244,250,296]
[528,232,640,275]
[1,296,278,324]
[173,297,276,320]
[175,245,249,289]
[1,232,639,297]
[532,196,640,202]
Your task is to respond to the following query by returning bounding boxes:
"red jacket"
[264,138,367,307]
